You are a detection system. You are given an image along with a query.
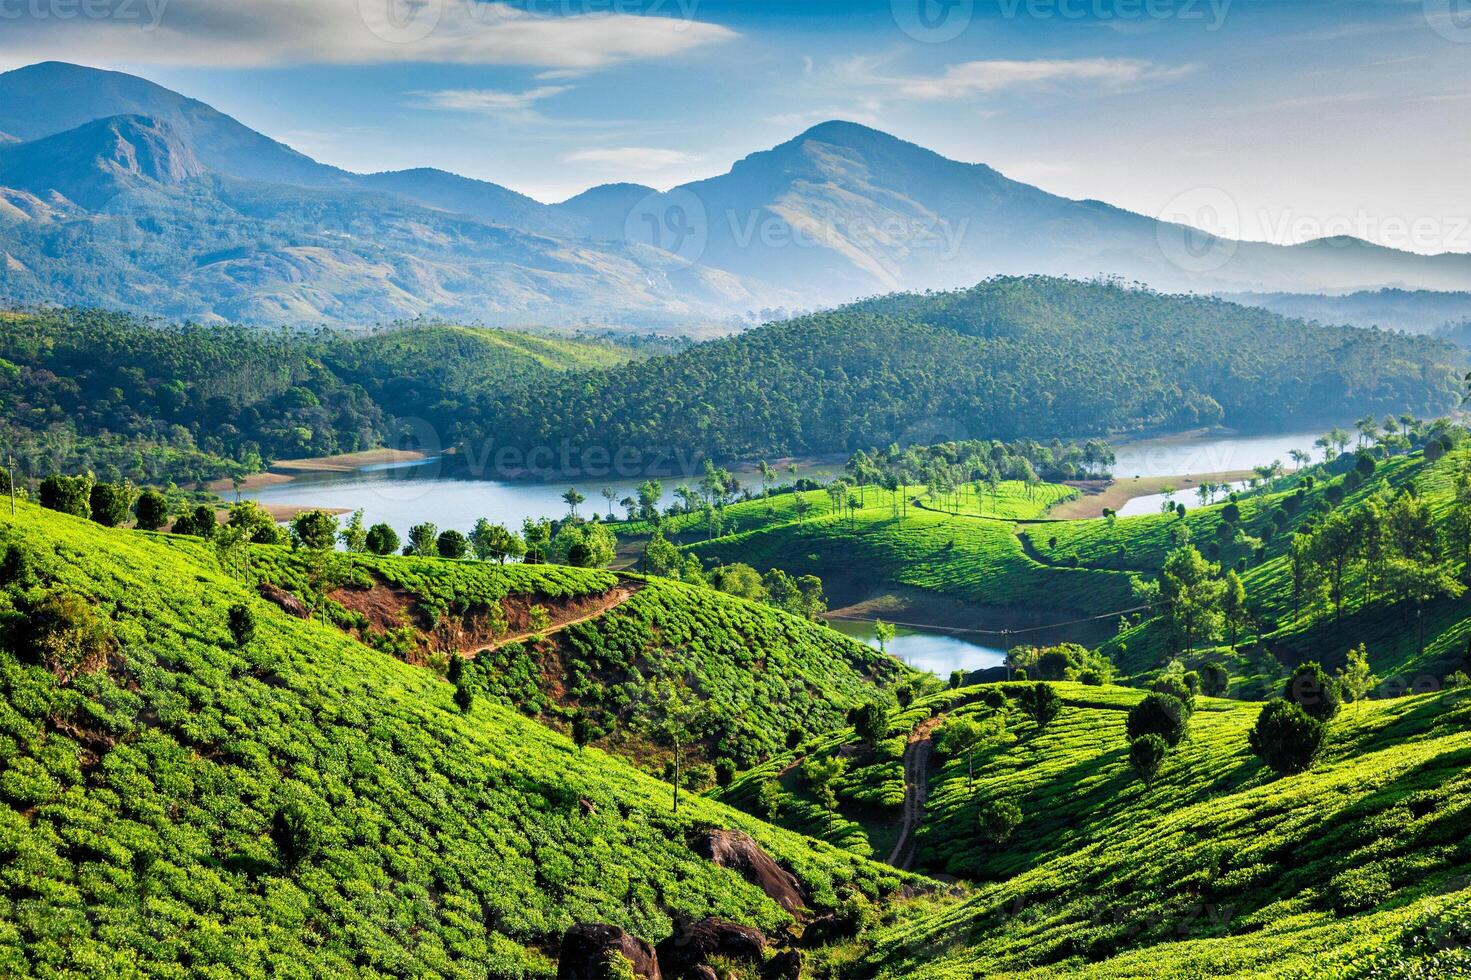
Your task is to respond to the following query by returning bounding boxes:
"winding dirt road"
[886,716,942,870]
[460,581,643,657]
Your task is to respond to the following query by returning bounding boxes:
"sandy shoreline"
[1046,469,1257,520]
[206,449,428,493]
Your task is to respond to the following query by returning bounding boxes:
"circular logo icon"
[1155,186,1241,274]
[1425,0,1471,43]
[358,0,444,45]
[623,187,710,264]
[891,0,975,43]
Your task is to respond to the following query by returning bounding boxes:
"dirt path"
[887,716,942,870]
[460,581,642,656]
[1045,470,1255,520]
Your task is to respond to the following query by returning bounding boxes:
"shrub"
[436,530,469,560]
[1200,662,1230,697]
[849,702,889,744]
[39,474,92,518]
[1126,694,1188,746]
[1129,734,1169,788]
[26,592,117,683]
[1249,699,1326,775]
[1017,683,1061,733]
[365,523,400,556]
[1151,675,1196,715]
[88,481,135,527]
[227,604,256,648]
[270,803,323,870]
[1284,661,1341,722]
[175,505,217,539]
[977,799,1022,844]
[133,489,170,531]
[291,510,339,551]
[1328,865,1392,913]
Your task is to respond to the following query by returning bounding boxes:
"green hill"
[719,680,1471,978]
[0,502,911,976]
[479,277,1465,466]
[247,546,907,770]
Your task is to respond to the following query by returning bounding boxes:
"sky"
[2,0,1469,252]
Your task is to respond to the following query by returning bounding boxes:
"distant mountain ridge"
[2,61,1470,326]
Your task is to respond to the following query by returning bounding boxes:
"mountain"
[351,167,569,234]
[1227,287,1471,335]
[3,63,1471,327]
[0,114,204,210]
[553,182,659,238]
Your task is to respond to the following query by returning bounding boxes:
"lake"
[1110,429,1326,478]
[827,618,1007,677]
[241,428,1333,539]
[241,455,846,539]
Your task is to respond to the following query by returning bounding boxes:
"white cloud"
[894,58,1195,100]
[0,0,736,70]
[409,85,572,119]
[563,146,700,169]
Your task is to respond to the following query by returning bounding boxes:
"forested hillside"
[0,310,630,486]
[482,277,1466,465]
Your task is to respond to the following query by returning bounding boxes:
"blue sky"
[4,0,1469,251]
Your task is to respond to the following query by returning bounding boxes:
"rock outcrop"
[557,923,661,980]
[692,829,806,913]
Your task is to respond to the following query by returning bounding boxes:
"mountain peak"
[0,113,204,209]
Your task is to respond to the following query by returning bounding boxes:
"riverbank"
[1046,469,1256,520]
[207,449,429,493]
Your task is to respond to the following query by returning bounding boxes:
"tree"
[1336,644,1377,709]
[601,487,617,521]
[134,489,169,531]
[934,714,1002,787]
[571,711,595,752]
[800,755,846,810]
[636,480,663,520]
[562,488,585,517]
[270,802,323,870]
[1283,661,1340,722]
[227,603,257,647]
[1249,699,1326,775]
[436,529,469,559]
[1221,569,1249,648]
[178,505,217,539]
[88,482,134,527]
[1160,546,1225,655]
[228,500,286,545]
[849,702,889,745]
[290,510,338,552]
[528,604,551,639]
[977,799,1022,844]
[1129,734,1168,788]
[1126,693,1188,746]
[406,522,439,557]
[39,474,92,518]
[1289,532,1324,622]
[471,519,524,564]
[645,682,703,813]
[365,523,400,556]
[707,563,765,602]
[874,619,896,655]
[1017,683,1061,733]
[338,509,367,553]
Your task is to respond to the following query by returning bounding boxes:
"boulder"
[761,949,804,979]
[656,917,766,976]
[692,829,806,913]
[558,922,661,980]
[257,582,309,619]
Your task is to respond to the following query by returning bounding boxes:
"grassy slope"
[248,546,906,768]
[1021,448,1471,684]
[721,682,1471,978]
[681,486,1134,616]
[333,324,631,387]
[0,503,918,977]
